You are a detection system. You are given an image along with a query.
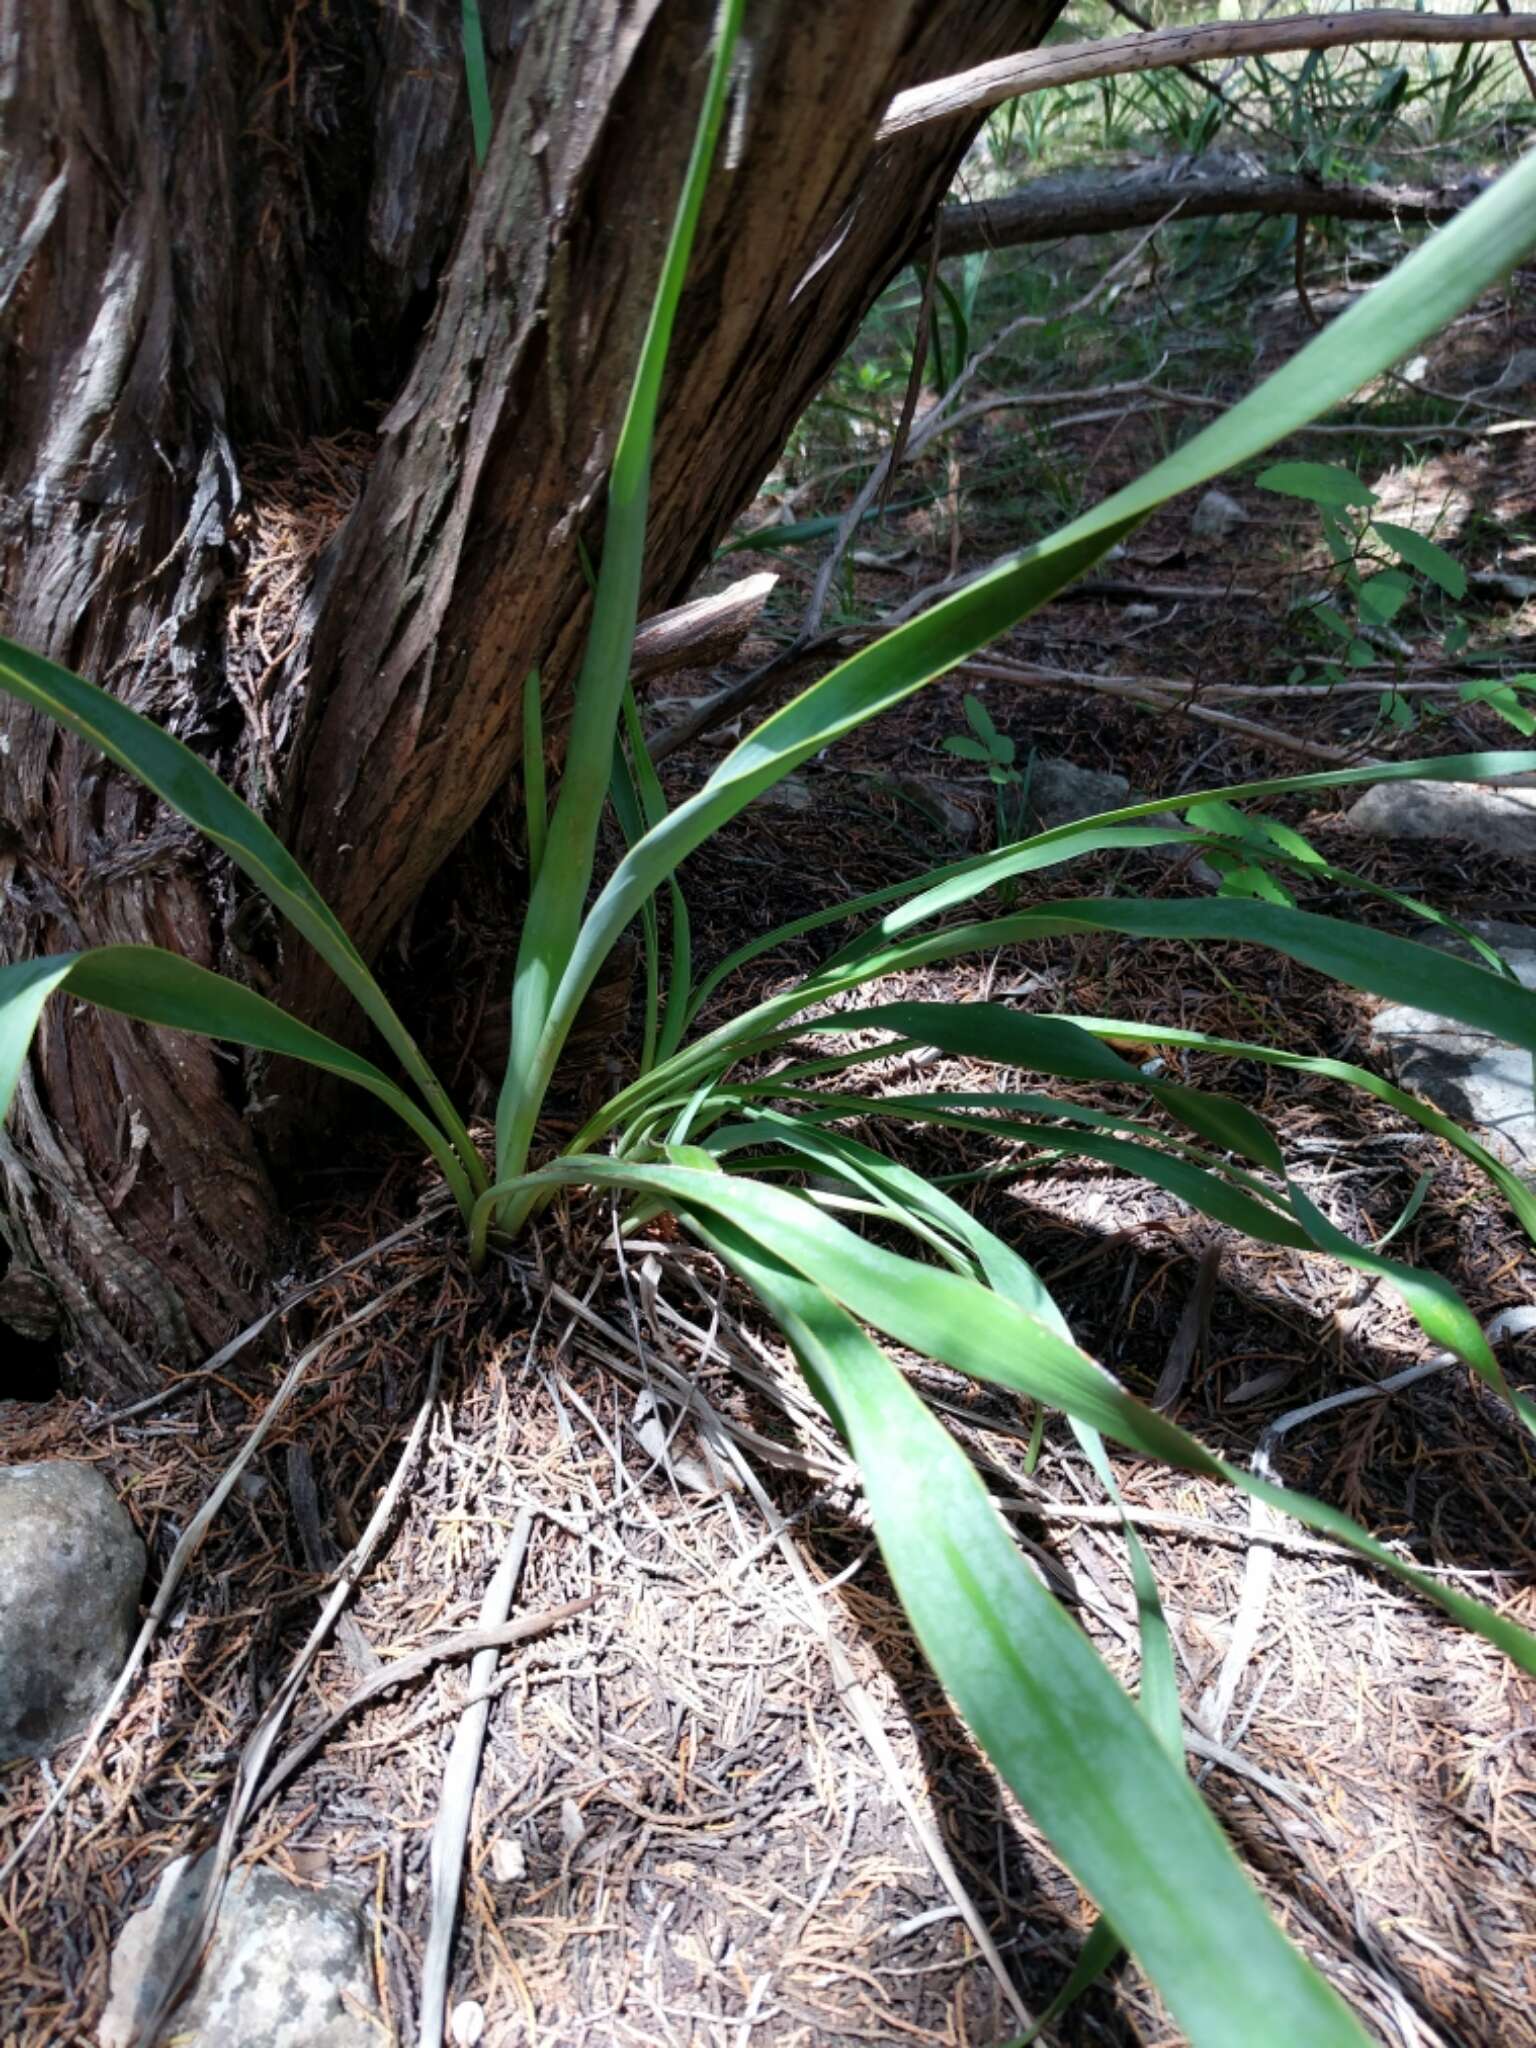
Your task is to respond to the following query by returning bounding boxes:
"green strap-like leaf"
[461,0,493,164]
[722,1084,1308,1247]
[686,1217,1370,2048]
[783,1002,1528,1428]
[686,751,1536,1027]
[0,634,483,1194]
[706,1108,1071,1335]
[0,949,476,1214]
[496,0,744,1184]
[1066,1013,1536,1245]
[539,150,1536,1080]
[475,1157,1536,1676]
[1016,900,1536,1052]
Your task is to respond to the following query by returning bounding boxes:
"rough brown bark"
[0,0,1057,1391]
[937,155,1490,256]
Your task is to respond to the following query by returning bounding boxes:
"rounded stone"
[0,1461,145,1762]
[100,1855,381,2048]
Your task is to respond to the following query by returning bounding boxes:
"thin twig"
[802,224,1171,648]
[418,1511,536,2048]
[960,656,1371,765]
[0,1275,423,1891]
[250,1603,596,1813]
[880,11,1536,136]
[123,1330,446,2048]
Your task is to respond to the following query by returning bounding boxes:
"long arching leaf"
[536,151,1536,1084]
[694,1218,1369,2048]
[0,635,483,1193]
[0,948,476,1216]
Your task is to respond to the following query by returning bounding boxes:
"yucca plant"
[5,8,1536,2039]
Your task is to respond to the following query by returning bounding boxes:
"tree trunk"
[0,0,1056,1395]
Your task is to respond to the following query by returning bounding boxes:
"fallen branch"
[960,655,1373,764]
[630,570,777,682]
[882,9,1536,136]
[938,156,1487,255]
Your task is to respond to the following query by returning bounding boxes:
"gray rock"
[1370,921,1536,1176]
[100,1854,381,2048]
[1492,346,1536,393]
[1025,758,1131,832]
[1022,758,1222,888]
[882,774,980,848]
[1347,780,1536,859]
[0,1462,144,1762]
[760,773,812,812]
[1190,488,1247,541]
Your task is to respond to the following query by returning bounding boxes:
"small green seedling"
[1257,458,1472,732]
[942,691,1030,848]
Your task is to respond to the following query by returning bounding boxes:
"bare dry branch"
[630,571,778,683]
[938,155,1487,255]
[882,9,1536,135]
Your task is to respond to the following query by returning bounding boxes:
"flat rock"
[881,774,979,848]
[0,1462,144,1762]
[1347,780,1536,859]
[100,1854,381,2048]
[1025,758,1133,831]
[1370,920,1536,1176]
[1023,758,1220,887]
[1189,487,1247,541]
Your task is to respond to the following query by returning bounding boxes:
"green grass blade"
[461,0,493,164]
[1062,1015,1536,1245]
[497,0,743,1183]
[731,1085,1308,1246]
[708,1108,1070,1335]
[0,633,484,1194]
[677,1219,1370,2048]
[728,1109,1182,1795]
[785,1000,1528,1427]
[539,151,1536,1066]
[0,949,475,1216]
[1014,900,1536,1052]
[621,686,693,1065]
[687,751,1536,1025]
[474,1157,1536,1676]
[609,728,662,1075]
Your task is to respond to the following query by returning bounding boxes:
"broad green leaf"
[479,1158,1536,1676]
[1372,520,1467,599]
[1460,678,1536,736]
[1257,460,1377,507]
[1206,855,1296,905]
[941,734,993,763]
[528,149,1536,1150]
[0,948,476,1213]
[963,692,1001,747]
[697,1222,1367,2048]
[1357,570,1412,623]
[0,634,483,1198]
